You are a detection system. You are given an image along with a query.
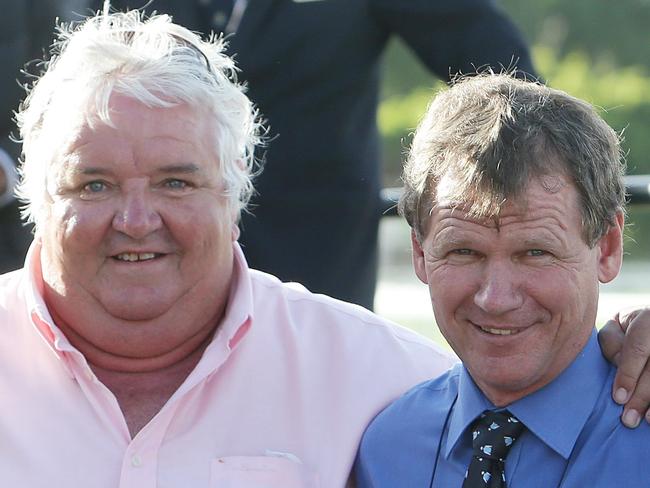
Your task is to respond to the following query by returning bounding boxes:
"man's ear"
[598,210,624,284]
[411,228,428,284]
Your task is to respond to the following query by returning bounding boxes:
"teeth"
[115,252,157,262]
[479,326,519,336]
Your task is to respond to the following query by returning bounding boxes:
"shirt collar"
[176,242,255,387]
[445,330,609,459]
[20,240,81,379]
[207,242,254,353]
[24,240,77,355]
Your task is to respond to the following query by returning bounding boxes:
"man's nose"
[473,260,524,315]
[112,186,162,239]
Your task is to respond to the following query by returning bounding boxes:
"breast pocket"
[210,456,319,487]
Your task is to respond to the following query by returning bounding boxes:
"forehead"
[429,175,582,239]
[53,95,217,171]
[106,95,204,128]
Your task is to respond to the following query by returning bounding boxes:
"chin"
[99,291,176,322]
[468,358,540,390]
[107,307,169,322]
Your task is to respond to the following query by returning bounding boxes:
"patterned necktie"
[462,410,525,488]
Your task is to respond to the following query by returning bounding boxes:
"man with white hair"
[0,11,455,486]
[1,10,649,488]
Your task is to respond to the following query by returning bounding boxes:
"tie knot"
[470,410,524,462]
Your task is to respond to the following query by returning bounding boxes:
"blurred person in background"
[0,0,58,272]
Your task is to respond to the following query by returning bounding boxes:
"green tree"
[379,2,650,183]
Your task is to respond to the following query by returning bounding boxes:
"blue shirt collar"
[444,330,611,459]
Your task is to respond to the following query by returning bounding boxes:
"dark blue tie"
[462,410,525,488]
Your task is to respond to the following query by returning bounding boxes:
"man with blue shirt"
[355,74,650,487]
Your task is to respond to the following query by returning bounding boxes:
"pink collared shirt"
[0,242,456,487]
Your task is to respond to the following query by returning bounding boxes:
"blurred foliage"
[378,1,650,185]
[499,0,650,70]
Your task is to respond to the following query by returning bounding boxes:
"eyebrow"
[430,233,473,251]
[74,167,111,176]
[157,163,201,174]
[71,163,201,176]
[521,236,560,248]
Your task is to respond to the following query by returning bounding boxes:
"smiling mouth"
[476,325,522,336]
[113,252,162,262]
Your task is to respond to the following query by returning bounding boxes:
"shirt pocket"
[210,456,319,487]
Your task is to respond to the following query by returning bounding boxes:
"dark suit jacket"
[95,0,536,308]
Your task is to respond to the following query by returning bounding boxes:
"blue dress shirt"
[355,330,650,487]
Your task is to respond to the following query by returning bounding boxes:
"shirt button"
[131,455,142,467]
[212,11,228,28]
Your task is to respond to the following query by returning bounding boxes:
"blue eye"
[164,179,188,189]
[527,249,547,257]
[83,181,107,193]
[453,249,474,255]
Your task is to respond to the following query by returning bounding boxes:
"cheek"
[428,266,477,309]
[428,285,468,353]
[171,202,235,254]
[527,266,591,311]
[427,269,475,338]
[44,201,113,260]
[40,202,109,289]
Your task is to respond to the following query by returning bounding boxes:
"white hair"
[16,9,263,229]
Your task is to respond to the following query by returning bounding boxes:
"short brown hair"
[399,74,625,246]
